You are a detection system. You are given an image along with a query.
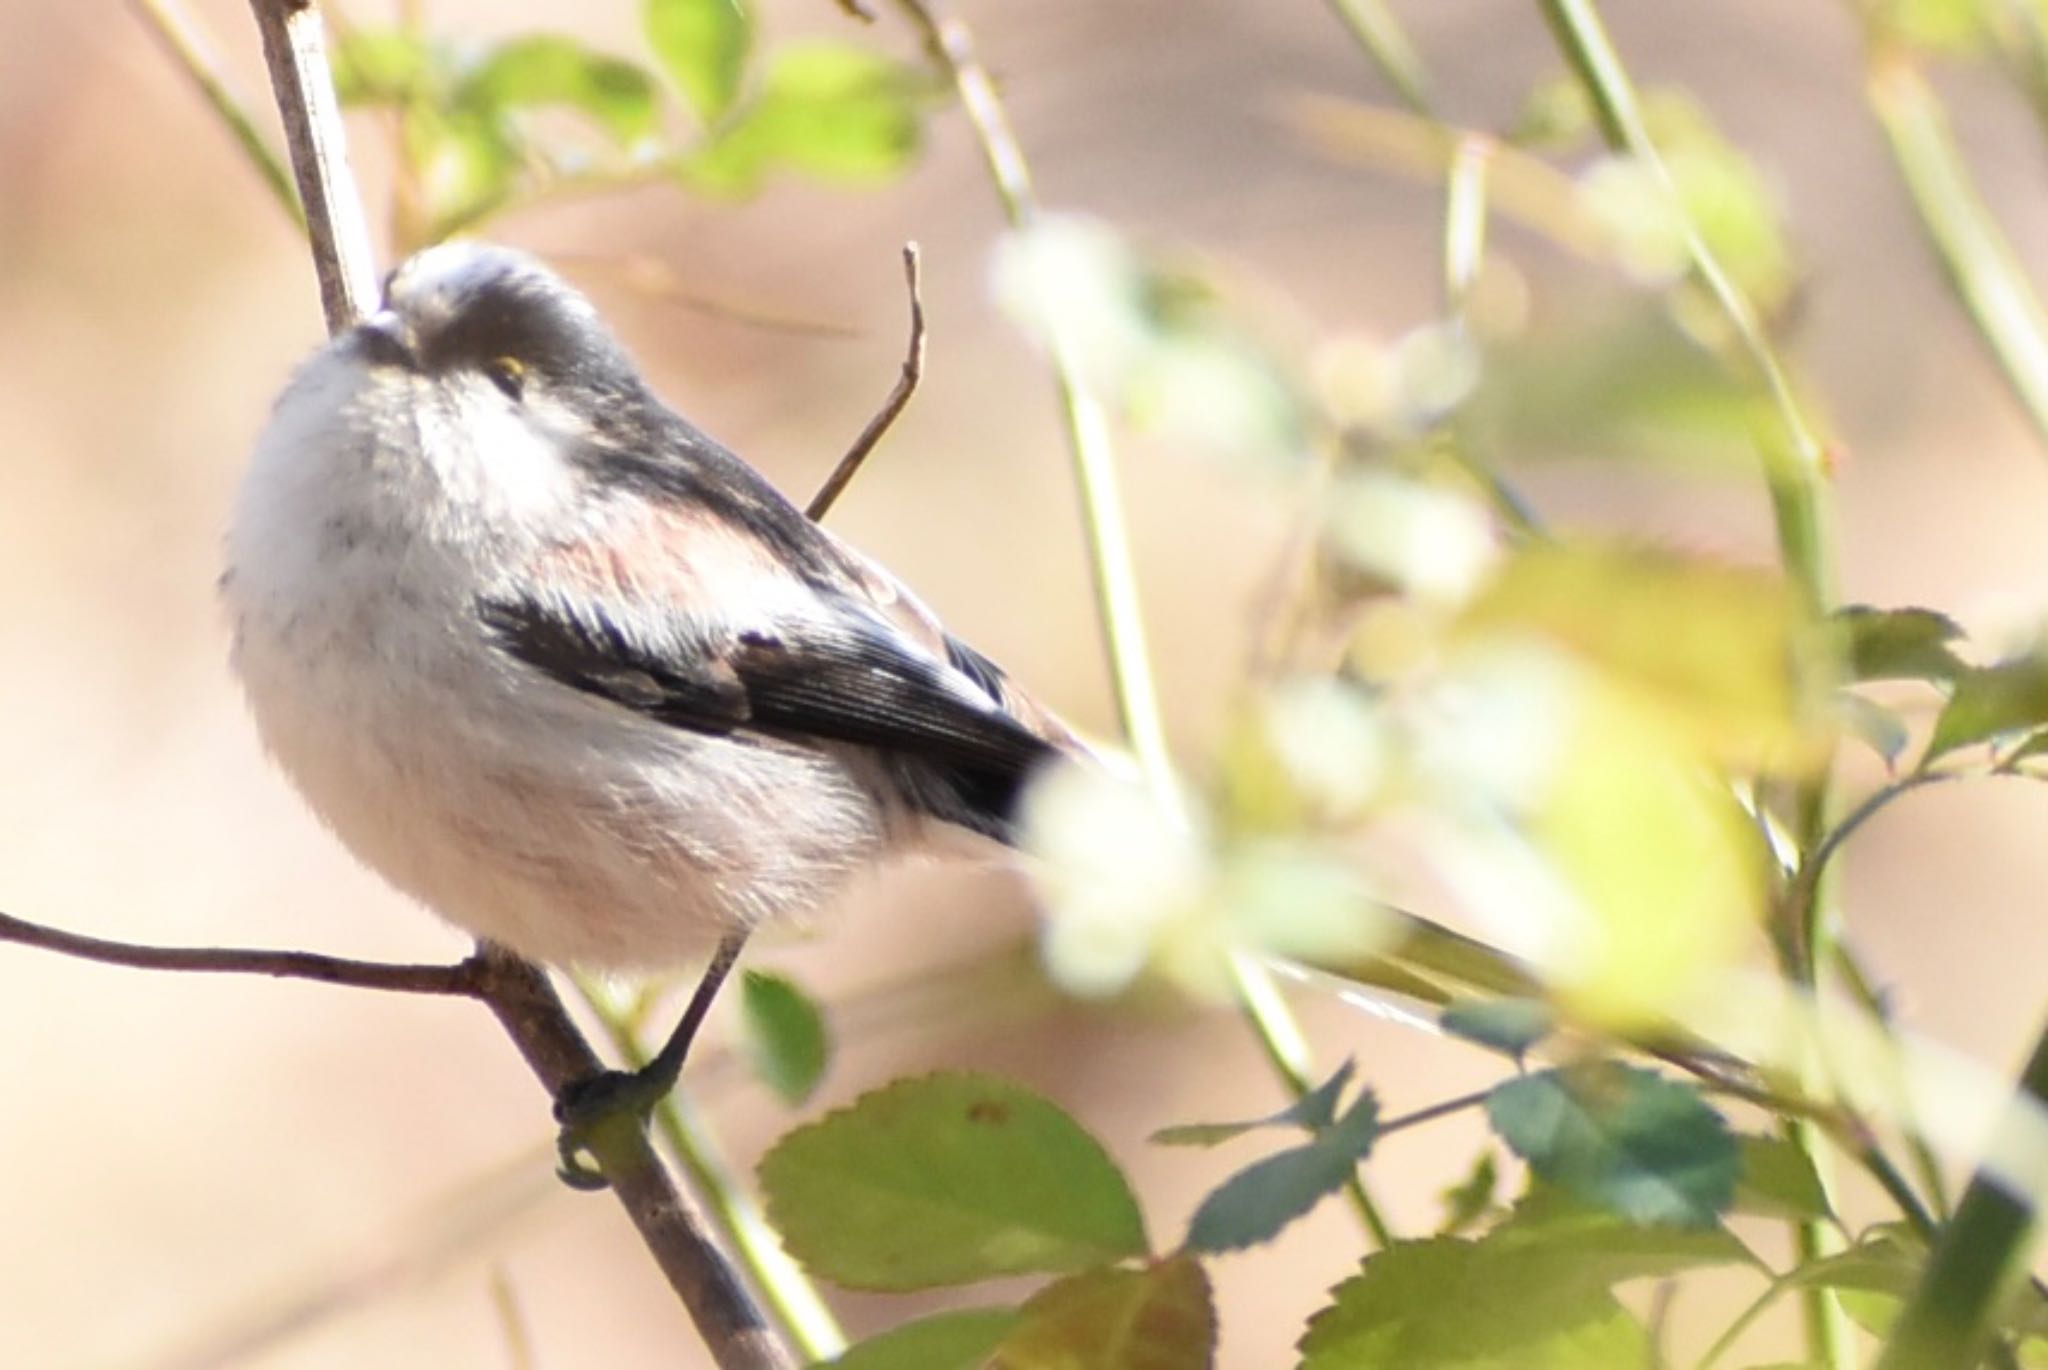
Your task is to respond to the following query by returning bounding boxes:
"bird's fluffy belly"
[235,626,894,969]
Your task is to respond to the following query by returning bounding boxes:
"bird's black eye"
[484,356,526,401]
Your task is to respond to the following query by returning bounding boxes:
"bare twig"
[470,949,794,1370]
[248,0,376,330]
[805,243,926,521]
[0,908,480,995]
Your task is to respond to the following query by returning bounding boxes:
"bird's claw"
[551,1066,675,1191]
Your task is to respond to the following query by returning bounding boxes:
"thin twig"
[806,243,927,521]
[0,908,481,995]
[470,949,795,1370]
[248,0,376,331]
[132,0,303,227]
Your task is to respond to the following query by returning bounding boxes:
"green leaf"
[1732,1133,1833,1222]
[1784,1226,1924,1297]
[459,36,660,145]
[683,43,927,196]
[1488,1187,1757,1282]
[1185,1093,1379,1253]
[1487,1064,1738,1227]
[1298,1237,1655,1368]
[1441,999,1555,1060]
[332,27,437,104]
[986,1255,1216,1370]
[1438,1149,1500,1234]
[1299,1195,1749,1367]
[1837,691,1912,769]
[739,969,829,1106]
[758,1072,1147,1291]
[1928,656,2048,760]
[1151,1059,1355,1146]
[645,0,751,124]
[1834,605,1968,685]
[830,1309,1021,1370]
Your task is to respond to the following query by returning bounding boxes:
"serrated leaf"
[682,44,927,196]
[1784,1227,1924,1296]
[1928,656,2048,760]
[1488,1187,1757,1281]
[830,1308,1021,1369]
[1185,1093,1379,1253]
[739,969,828,1106]
[645,0,751,124]
[1834,605,1968,685]
[458,35,660,145]
[987,1255,1216,1370]
[1438,1149,1500,1234]
[1732,1133,1832,1221]
[758,1072,1146,1291]
[1487,1064,1738,1227]
[1442,999,1555,1059]
[1151,1060,1355,1147]
[1297,1237,1655,1368]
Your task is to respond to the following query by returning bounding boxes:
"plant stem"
[887,0,1373,1240]
[1865,50,2048,453]
[132,0,303,227]
[1322,0,1435,116]
[1876,1016,2048,1370]
[1532,3,1847,1362]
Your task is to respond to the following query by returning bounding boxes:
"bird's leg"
[553,931,749,1189]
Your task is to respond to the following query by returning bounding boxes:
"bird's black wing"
[476,592,1058,835]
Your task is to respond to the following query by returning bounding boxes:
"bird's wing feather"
[475,589,1058,821]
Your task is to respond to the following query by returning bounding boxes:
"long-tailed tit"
[224,242,1076,1126]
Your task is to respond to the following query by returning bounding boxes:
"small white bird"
[224,243,1074,1110]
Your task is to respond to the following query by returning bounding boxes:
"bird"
[222,241,1075,1144]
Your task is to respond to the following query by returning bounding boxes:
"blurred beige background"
[4,1,2048,1366]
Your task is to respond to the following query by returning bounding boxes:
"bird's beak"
[353,308,419,371]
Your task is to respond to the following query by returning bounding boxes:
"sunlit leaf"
[1488,1063,1738,1227]
[1185,1093,1380,1252]
[758,1073,1147,1290]
[831,1309,1021,1370]
[1298,1237,1654,1368]
[1927,656,2048,760]
[1458,542,1812,769]
[1878,0,1993,54]
[1151,1060,1355,1147]
[645,0,751,124]
[987,1255,1216,1370]
[1731,1133,1833,1222]
[1465,308,1758,473]
[1441,998,1555,1059]
[1218,677,1389,830]
[1834,605,1968,685]
[1645,91,1797,316]
[683,43,927,195]
[332,27,436,104]
[739,969,829,1105]
[459,35,660,145]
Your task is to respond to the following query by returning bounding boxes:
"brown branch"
[249,0,376,330]
[804,243,927,521]
[0,908,481,995]
[470,949,795,1370]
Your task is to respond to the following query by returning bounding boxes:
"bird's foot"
[551,1061,681,1191]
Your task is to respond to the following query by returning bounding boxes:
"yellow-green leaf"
[758,1073,1147,1291]
[645,0,751,124]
